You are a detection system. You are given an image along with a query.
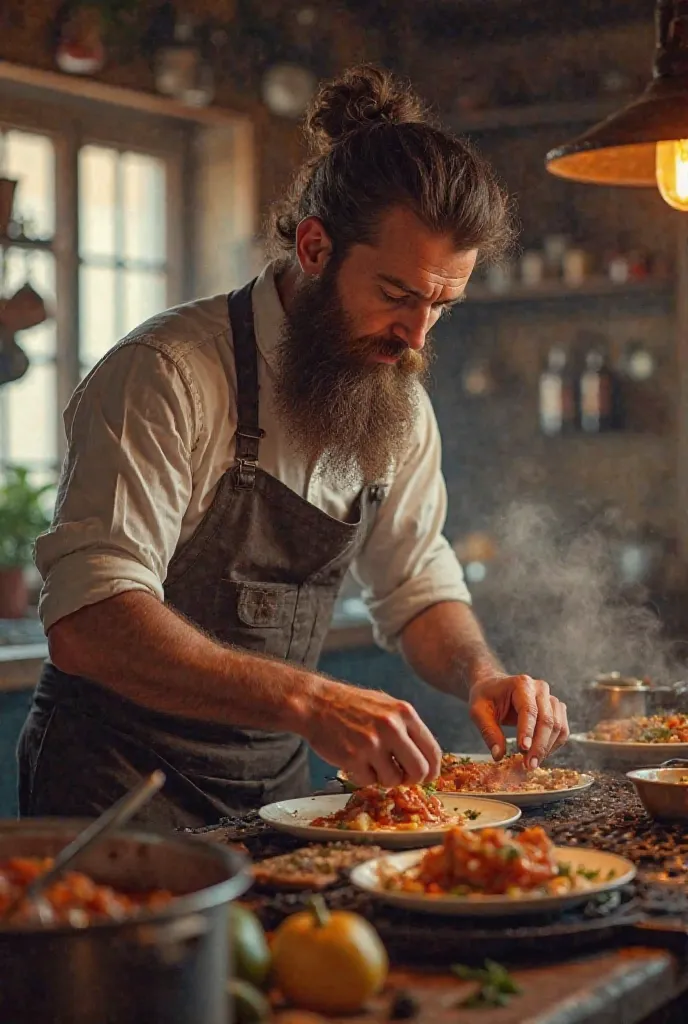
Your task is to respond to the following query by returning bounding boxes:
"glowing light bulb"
[656,138,688,212]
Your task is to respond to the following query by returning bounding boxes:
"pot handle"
[125,913,211,966]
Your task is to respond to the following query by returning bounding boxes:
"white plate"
[350,846,636,916]
[258,794,522,849]
[336,759,595,808]
[570,733,688,768]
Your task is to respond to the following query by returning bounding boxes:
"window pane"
[79,145,117,258]
[80,265,117,366]
[4,130,55,238]
[122,153,166,263]
[3,362,57,465]
[122,270,166,335]
[2,249,56,359]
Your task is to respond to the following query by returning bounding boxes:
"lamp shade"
[546,77,688,186]
[546,0,688,188]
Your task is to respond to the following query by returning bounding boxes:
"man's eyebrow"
[377,273,465,307]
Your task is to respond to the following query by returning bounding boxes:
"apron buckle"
[235,458,258,489]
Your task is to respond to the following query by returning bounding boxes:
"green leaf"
[0,466,56,568]
[452,960,523,1010]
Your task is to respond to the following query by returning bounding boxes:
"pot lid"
[589,672,651,691]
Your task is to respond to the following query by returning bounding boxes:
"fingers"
[470,697,506,761]
[404,707,442,780]
[549,697,570,755]
[350,700,437,786]
[380,706,432,784]
[346,763,379,788]
[368,753,407,788]
[528,682,555,768]
[510,676,539,758]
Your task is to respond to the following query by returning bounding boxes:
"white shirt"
[36,264,471,651]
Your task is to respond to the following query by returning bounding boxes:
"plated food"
[590,714,688,743]
[252,842,384,890]
[350,825,636,917]
[0,856,174,927]
[337,754,594,808]
[311,784,472,833]
[435,753,587,795]
[258,789,522,849]
[571,714,688,767]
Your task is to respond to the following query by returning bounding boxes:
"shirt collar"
[251,262,284,372]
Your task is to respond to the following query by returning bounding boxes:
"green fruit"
[227,979,270,1024]
[229,904,272,990]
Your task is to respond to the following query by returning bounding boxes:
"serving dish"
[258,793,521,849]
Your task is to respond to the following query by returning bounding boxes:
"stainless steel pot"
[588,672,650,723]
[0,819,250,1024]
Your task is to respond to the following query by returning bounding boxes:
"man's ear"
[295,217,334,277]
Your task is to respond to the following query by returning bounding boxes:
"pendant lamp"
[546,0,688,212]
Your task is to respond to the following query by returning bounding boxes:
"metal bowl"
[627,760,688,822]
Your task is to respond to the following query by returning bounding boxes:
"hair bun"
[304,64,427,154]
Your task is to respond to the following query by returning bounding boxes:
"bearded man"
[18,65,569,828]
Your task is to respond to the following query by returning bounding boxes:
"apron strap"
[227,282,264,489]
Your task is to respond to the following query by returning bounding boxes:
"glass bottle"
[539,346,576,436]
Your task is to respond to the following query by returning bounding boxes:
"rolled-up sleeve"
[351,387,471,652]
[36,342,196,631]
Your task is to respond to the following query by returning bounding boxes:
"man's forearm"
[399,600,504,701]
[48,590,323,733]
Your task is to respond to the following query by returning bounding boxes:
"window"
[79,146,168,374]
[0,93,191,483]
[0,129,57,485]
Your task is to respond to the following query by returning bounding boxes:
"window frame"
[0,85,196,467]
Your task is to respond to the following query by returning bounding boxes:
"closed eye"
[380,289,409,305]
[380,288,465,315]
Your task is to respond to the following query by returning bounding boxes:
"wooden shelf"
[449,98,624,134]
[538,430,668,443]
[466,277,674,305]
[0,60,247,129]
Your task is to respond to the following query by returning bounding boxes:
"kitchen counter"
[190,772,688,1023]
[0,643,48,691]
[324,949,684,1023]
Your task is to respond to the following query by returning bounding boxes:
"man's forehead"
[352,207,478,287]
[355,242,477,295]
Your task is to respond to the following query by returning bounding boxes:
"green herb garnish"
[464,809,481,821]
[638,725,673,742]
[452,960,523,1008]
[576,867,601,881]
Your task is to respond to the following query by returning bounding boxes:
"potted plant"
[0,467,54,619]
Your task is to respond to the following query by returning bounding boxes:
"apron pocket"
[214,580,298,657]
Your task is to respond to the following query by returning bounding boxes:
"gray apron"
[17,281,385,829]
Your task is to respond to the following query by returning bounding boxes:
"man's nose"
[395,308,432,351]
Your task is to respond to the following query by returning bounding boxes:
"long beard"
[274,270,434,488]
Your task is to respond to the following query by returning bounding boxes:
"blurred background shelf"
[466,277,675,305]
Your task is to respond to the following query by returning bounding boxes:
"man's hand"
[469,674,569,768]
[302,680,442,788]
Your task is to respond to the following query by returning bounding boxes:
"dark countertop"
[189,771,688,1023]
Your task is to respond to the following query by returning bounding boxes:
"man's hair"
[268,64,515,264]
